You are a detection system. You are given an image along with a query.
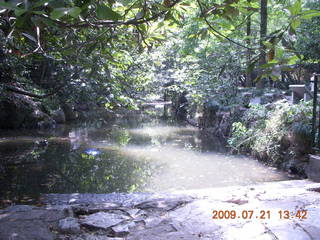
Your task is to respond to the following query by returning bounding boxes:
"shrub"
[228,100,313,164]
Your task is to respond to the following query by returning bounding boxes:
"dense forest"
[1,0,320,175]
[0,0,319,112]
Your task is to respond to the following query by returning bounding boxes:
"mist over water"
[115,125,289,191]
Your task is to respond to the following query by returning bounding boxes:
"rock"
[126,221,178,240]
[30,108,56,129]
[62,234,124,240]
[144,217,165,228]
[0,206,62,240]
[58,217,81,234]
[134,198,191,211]
[0,207,65,225]
[0,92,55,129]
[4,205,36,212]
[305,155,320,182]
[1,180,320,240]
[126,209,141,218]
[52,108,66,124]
[72,203,121,215]
[0,94,29,129]
[80,212,130,230]
[62,103,78,122]
[111,222,132,237]
[0,220,56,240]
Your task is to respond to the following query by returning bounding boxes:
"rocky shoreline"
[1,180,320,240]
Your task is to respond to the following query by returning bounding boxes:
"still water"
[0,117,290,204]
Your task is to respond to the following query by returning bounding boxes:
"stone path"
[1,180,320,240]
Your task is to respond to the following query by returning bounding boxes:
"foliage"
[0,0,319,117]
[295,1,320,61]
[243,103,268,123]
[134,0,320,110]
[111,128,131,146]
[229,100,313,165]
[227,122,251,150]
[0,0,185,110]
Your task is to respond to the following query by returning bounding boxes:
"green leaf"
[300,10,320,20]
[85,42,98,55]
[270,74,279,81]
[139,24,147,33]
[268,59,278,64]
[290,19,301,30]
[14,8,27,17]
[151,33,166,41]
[32,11,45,15]
[0,2,19,10]
[15,15,28,28]
[288,0,301,16]
[50,8,67,19]
[33,0,54,8]
[263,41,273,49]
[276,47,284,59]
[260,63,277,69]
[96,4,121,20]
[288,55,299,65]
[254,75,262,83]
[69,7,81,18]
[22,33,37,42]
[50,7,82,19]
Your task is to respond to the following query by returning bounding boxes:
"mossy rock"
[0,93,55,129]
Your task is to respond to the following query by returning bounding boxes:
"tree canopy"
[1,0,320,110]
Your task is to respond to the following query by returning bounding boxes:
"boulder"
[30,108,56,129]
[80,212,130,230]
[58,217,81,234]
[305,155,320,182]
[0,92,55,129]
[52,108,66,124]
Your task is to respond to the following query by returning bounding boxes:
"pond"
[0,115,291,205]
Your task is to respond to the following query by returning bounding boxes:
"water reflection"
[118,145,288,191]
[0,120,290,205]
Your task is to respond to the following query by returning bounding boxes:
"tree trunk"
[257,0,268,89]
[245,0,252,87]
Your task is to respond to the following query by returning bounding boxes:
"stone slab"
[1,180,320,240]
[306,154,320,182]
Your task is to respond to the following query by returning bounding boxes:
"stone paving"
[1,180,320,240]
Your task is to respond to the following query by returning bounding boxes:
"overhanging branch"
[196,0,257,51]
[39,1,181,29]
[4,84,65,99]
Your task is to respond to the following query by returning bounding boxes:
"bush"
[228,100,313,165]
[295,1,320,61]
